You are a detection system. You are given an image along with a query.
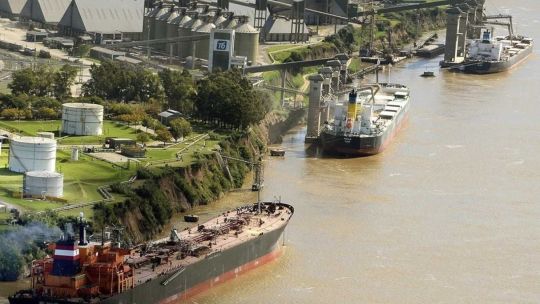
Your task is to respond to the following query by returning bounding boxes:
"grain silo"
[175,11,192,57]
[183,14,203,59]
[23,171,63,198]
[150,4,168,40]
[156,6,177,51]
[143,3,160,40]
[167,8,185,56]
[61,103,104,136]
[212,10,227,28]
[195,18,216,60]
[224,15,238,30]
[9,137,56,173]
[235,17,259,64]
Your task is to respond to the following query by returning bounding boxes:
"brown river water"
[1,0,540,302]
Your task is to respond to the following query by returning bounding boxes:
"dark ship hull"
[10,204,294,304]
[320,102,409,156]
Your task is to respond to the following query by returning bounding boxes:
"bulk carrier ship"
[452,29,533,74]
[9,201,294,304]
[319,83,410,156]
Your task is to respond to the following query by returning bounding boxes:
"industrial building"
[0,0,26,17]
[58,0,145,44]
[9,136,57,173]
[23,170,63,198]
[20,0,71,27]
[61,103,104,136]
[263,16,309,42]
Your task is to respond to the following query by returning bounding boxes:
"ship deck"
[128,203,293,287]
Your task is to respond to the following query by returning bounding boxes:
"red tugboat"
[10,201,294,303]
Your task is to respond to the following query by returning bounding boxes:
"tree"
[195,70,271,129]
[155,129,172,146]
[136,132,150,145]
[159,69,195,114]
[36,107,57,120]
[53,65,78,99]
[8,68,37,96]
[169,118,192,142]
[1,108,22,120]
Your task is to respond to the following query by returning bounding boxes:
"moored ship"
[453,29,533,74]
[319,83,410,156]
[9,201,294,304]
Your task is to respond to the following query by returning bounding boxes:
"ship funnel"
[349,89,357,104]
[78,212,87,246]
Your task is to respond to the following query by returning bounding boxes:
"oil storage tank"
[9,137,56,173]
[235,18,259,64]
[24,171,63,198]
[61,103,104,136]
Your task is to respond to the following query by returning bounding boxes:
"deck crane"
[219,153,264,214]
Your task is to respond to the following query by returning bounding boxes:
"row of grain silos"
[143,3,259,64]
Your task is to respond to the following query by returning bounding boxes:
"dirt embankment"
[111,110,305,242]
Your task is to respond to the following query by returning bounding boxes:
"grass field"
[0,120,139,145]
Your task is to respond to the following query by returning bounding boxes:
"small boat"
[184,214,199,222]
[269,148,285,156]
[421,71,435,77]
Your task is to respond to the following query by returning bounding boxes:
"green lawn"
[0,120,139,145]
[0,148,136,214]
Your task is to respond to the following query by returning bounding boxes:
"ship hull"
[447,44,532,74]
[10,204,293,304]
[320,101,409,156]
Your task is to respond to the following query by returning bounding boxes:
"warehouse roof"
[0,0,26,15]
[21,0,72,24]
[58,0,144,34]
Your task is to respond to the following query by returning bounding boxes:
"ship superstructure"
[319,83,410,156]
[10,202,294,304]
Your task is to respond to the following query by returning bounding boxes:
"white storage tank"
[9,137,57,173]
[61,103,104,136]
[235,18,259,64]
[24,171,63,198]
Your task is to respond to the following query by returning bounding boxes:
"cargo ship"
[454,29,533,74]
[319,83,410,156]
[9,202,294,304]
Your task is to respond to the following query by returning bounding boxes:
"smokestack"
[78,212,87,246]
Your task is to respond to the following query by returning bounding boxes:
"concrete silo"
[143,3,162,41]
[24,171,63,198]
[157,6,178,52]
[234,18,259,64]
[9,137,56,173]
[195,18,216,60]
[183,14,203,59]
[150,4,168,40]
[61,103,104,136]
[175,12,192,58]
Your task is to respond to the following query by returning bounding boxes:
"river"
[2,0,540,303]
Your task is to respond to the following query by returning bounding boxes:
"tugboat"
[319,83,410,156]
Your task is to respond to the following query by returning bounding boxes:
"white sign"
[214,39,230,51]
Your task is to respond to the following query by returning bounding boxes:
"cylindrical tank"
[24,171,63,198]
[175,12,192,57]
[212,12,227,29]
[71,147,79,161]
[224,16,238,30]
[143,4,161,41]
[156,6,176,51]
[195,20,216,60]
[235,19,259,64]
[167,8,185,56]
[150,5,168,40]
[61,103,104,136]
[9,137,56,173]
[37,132,54,139]
[183,15,203,59]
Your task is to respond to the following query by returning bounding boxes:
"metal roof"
[0,0,26,14]
[58,0,144,34]
[264,17,309,35]
[21,0,71,24]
